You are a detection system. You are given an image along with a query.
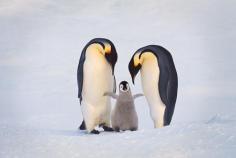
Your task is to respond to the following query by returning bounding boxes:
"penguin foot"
[79,120,86,130]
[114,127,120,132]
[103,126,114,132]
[99,123,114,132]
[130,127,137,131]
[91,129,100,134]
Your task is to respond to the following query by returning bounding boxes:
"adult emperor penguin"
[128,45,178,128]
[77,38,117,134]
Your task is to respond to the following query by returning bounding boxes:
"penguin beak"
[128,59,141,84]
[105,50,117,75]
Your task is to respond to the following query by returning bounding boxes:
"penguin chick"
[104,81,143,132]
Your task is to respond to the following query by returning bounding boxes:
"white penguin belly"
[81,53,113,131]
[141,58,166,128]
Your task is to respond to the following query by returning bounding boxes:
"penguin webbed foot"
[91,129,100,134]
[114,127,120,132]
[130,127,137,131]
[99,123,114,132]
[103,126,114,132]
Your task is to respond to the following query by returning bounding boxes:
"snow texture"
[0,0,236,157]
[0,115,236,158]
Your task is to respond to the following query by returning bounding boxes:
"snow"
[0,0,236,157]
[0,115,235,158]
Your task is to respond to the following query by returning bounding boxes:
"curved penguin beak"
[128,58,141,84]
[105,53,117,74]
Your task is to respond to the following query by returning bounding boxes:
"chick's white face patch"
[126,83,129,91]
[119,82,129,92]
[120,84,123,90]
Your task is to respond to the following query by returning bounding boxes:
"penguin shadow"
[44,129,87,137]
[44,129,117,136]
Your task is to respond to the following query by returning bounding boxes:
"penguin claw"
[91,129,100,134]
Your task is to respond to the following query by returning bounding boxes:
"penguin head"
[119,81,130,93]
[87,38,118,74]
[128,52,142,84]
[129,48,156,84]
[104,41,117,75]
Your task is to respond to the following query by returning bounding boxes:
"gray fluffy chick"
[104,81,143,132]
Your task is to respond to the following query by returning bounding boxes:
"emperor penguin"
[104,81,143,132]
[128,45,178,128]
[77,38,117,134]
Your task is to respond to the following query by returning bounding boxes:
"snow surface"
[0,0,236,157]
[0,115,236,158]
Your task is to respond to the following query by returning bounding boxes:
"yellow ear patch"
[134,53,141,67]
[104,42,111,54]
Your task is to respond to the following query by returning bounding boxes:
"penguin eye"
[120,85,123,90]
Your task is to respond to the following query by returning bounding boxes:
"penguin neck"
[140,52,156,65]
[85,46,109,71]
[86,48,104,61]
[140,54,162,105]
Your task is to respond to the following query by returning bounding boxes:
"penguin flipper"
[158,65,170,125]
[113,75,116,93]
[104,92,118,99]
[164,63,178,125]
[77,45,87,104]
[133,93,144,99]
[150,45,178,126]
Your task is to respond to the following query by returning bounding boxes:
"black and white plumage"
[77,38,117,134]
[128,45,178,127]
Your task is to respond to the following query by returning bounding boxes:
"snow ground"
[0,115,235,158]
[0,0,236,157]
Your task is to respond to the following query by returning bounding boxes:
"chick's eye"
[120,85,123,89]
